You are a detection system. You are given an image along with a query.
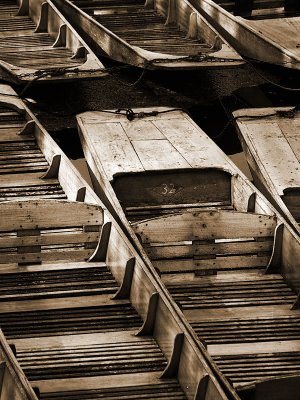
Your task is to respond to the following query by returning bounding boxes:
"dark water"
[8,59,300,180]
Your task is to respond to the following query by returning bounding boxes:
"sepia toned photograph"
[0,1,300,399]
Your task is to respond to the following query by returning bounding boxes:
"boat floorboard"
[74,1,213,56]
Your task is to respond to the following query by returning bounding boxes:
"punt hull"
[233,106,300,234]
[189,0,300,70]
[77,106,300,400]
[0,0,107,84]
[0,88,232,400]
[52,0,244,70]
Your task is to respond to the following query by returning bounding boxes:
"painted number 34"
[161,183,176,195]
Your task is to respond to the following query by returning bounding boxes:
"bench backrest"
[0,200,103,264]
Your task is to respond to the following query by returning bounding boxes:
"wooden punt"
[77,107,300,399]
[188,0,300,69]
[51,0,244,70]
[233,106,300,234]
[0,0,107,84]
[0,88,233,399]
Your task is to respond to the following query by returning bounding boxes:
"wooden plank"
[0,248,95,264]
[131,139,190,170]
[13,330,144,351]
[238,120,300,195]
[79,121,144,180]
[278,118,300,163]
[0,295,130,313]
[147,239,273,259]
[153,254,270,272]
[247,18,300,57]
[133,210,277,243]
[152,117,231,170]
[184,304,300,322]
[31,372,166,393]
[120,119,165,140]
[0,200,103,231]
[113,169,232,208]
[209,340,300,356]
[0,230,99,248]
[0,260,106,274]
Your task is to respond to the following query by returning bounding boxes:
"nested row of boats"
[1,0,300,84]
[1,1,300,400]
[1,81,300,400]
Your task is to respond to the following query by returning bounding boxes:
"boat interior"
[0,0,104,83]
[132,207,300,400]
[211,0,300,19]
[69,0,235,59]
[0,85,238,400]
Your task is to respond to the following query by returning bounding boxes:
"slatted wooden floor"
[0,260,186,399]
[129,209,300,393]
[0,107,67,201]
[159,236,300,390]
[0,0,85,70]
[71,0,213,55]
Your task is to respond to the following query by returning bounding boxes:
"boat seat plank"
[0,173,57,188]
[133,210,277,243]
[14,332,167,381]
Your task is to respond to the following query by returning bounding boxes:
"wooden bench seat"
[133,209,276,274]
[0,200,103,264]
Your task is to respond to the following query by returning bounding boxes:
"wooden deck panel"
[244,17,300,52]
[77,108,236,222]
[233,107,300,229]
